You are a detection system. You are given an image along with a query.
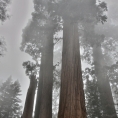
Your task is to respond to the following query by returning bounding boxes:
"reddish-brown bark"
[58,20,86,118]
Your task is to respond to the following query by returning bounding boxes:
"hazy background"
[0,0,34,106]
[0,0,117,108]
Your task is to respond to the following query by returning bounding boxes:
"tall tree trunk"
[93,44,117,118]
[58,20,86,118]
[34,0,54,115]
[38,30,53,118]
[22,75,37,118]
[34,56,43,118]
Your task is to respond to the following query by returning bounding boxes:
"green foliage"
[0,0,11,22]
[106,61,118,91]
[22,61,40,77]
[52,68,61,117]
[83,67,102,118]
[55,0,107,24]
[0,0,11,57]
[0,77,22,118]
[86,79,102,118]
[0,38,6,56]
[20,0,62,59]
[20,19,43,59]
[104,62,118,116]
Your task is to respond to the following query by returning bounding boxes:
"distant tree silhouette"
[0,0,11,22]
[0,76,22,118]
[0,0,11,56]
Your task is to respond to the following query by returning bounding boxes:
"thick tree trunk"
[58,20,86,118]
[93,44,117,118]
[22,75,37,118]
[34,29,53,118]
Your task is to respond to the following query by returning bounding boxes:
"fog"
[0,0,118,117]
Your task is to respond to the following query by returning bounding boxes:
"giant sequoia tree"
[21,0,60,117]
[21,61,37,118]
[93,36,117,118]
[58,20,87,118]
[57,0,108,117]
[74,0,118,117]
[82,36,117,118]
[21,20,43,118]
[20,0,118,118]
[81,6,117,116]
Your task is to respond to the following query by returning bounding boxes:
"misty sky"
[0,0,117,109]
[0,0,34,106]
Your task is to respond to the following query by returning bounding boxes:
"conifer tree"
[21,61,37,118]
[0,0,11,56]
[21,0,61,117]
[0,0,11,22]
[57,0,107,117]
[0,77,22,118]
[83,67,102,118]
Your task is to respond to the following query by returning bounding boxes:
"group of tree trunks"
[21,1,117,118]
[22,21,87,118]
[0,0,117,118]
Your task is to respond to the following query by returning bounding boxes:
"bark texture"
[22,75,37,118]
[58,20,86,118]
[93,44,117,118]
[38,31,53,118]
[34,29,53,118]
[34,0,54,116]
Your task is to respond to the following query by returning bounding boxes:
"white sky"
[0,0,34,107]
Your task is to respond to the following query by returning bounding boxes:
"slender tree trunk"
[38,30,53,118]
[34,55,44,118]
[58,20,86,118]
[93,44,117,118]
[22,75,37,118]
